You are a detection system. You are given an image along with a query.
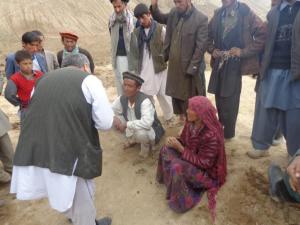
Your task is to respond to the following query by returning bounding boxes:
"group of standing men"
[108,0,300,204]
[109,0,300,160]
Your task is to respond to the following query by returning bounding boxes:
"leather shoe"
[96,217,112,225]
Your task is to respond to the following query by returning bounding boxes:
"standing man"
[10,54,113,225]
[129,3,173,124]
[5,31,47,79]
[0,72,14,183]
[109,0,135,96]
[150,0,208,122]
[57,32,95,74]
[32,30,59,72]
[248,0,300,158]
[207,0,266,140]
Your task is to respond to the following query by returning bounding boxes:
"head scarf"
[188,96,227,221]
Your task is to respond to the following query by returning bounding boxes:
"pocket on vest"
[74,143,102,179]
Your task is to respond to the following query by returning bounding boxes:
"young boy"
[5,50,43,120]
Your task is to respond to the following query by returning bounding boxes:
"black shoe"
[95,217,112,225]
[268,164,284,202]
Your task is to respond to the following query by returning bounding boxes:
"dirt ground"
[1,66,300,225]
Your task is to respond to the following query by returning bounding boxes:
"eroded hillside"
[0,0,268,64]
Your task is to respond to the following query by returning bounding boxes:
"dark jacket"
[150,4,208,99]
[260,2,300,80]
[207,2,266,76]
[151,5,208,76]
[57,47,95,74]
[13,68,102,179]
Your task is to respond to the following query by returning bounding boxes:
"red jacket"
[10,70,43,108]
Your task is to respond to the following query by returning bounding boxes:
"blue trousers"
[251,91,300,156]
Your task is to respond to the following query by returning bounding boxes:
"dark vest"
[132,23,167,74]
[120,92,165,144]
[13,67,102,179]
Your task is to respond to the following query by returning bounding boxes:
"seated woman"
[156,96,227,220]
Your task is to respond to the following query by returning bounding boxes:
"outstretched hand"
[287,156,300,192]
[113,116,126,132]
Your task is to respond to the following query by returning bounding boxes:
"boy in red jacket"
[5,50,43,121]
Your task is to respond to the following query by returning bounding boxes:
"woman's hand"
[166,137,184,153]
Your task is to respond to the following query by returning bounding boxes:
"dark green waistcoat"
[13,67,102,179]
[120,92,165,144]
[130,23,167,74]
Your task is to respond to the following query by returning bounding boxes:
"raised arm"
[150,0,169,25]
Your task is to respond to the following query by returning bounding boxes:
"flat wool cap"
[123,71,144,85]
[59,32,79,41]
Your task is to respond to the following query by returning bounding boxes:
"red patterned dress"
[157,122,226,219]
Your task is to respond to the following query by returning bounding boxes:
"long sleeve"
[186,15,208,76]
[128,30,139,73]
[111,96,123,116]
[150,4,169,25]
[240,10,267,58]
[80,48,95,74]
[52,54,59,70]
[127,98,155,130]
[207,15,217,55]
[81,75,113,130]
[53,55,59,70]
[5,54,18,79]
[57,51,63,67]
[4,80,20,106]
[45,51,59,70]
[181,129,219,170]
[0,72,3,94]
